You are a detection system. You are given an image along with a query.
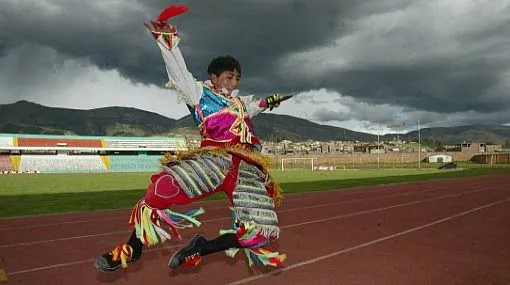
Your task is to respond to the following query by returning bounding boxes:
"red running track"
[1,174,509,284]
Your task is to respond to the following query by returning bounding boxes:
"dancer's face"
[210,69,241,93]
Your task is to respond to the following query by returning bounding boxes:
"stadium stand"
[0,136,14,147]
[0,155,14,172]
[0,133,187,174]
[104,138,183,149]
[0,137,15,172]
[109,155,163,172]
[17,138,102,148]
[19,155,107,173]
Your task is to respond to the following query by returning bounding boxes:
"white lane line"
[0,180,480,232]
[3,185,502,275]
[0,230,131,248]
[281,186,494,230]
[228,198,509,285]
[0,216,130,231]
[0,185,458,248]
[6,242,187,276]
[1,177,492,229]
[278,186,444,214]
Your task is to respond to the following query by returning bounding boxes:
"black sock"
[127,230,143,256]
[200,233,243,256]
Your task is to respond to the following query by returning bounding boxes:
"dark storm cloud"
[1,0,510,128]
[0,0,418,89]
[321,57,508,113]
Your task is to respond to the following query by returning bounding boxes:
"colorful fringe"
[129,199,205,246]
[218,210,286,268]
[110,244,133,269]
[219,229,286,267]
[159,145,283,206]
[245,247,286,267]
[162,155,230,198]
[234,221,272,247]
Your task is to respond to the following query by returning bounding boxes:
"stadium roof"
[0,133,185,141]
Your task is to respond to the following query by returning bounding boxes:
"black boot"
[95,230,143,272]
[168,235,206,268]
[168,234,241,268]
[201,233,242,255]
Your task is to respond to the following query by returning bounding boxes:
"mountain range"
[1,100,509,145]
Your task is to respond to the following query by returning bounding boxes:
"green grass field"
[1,167,509,218]
[0,169,444,196]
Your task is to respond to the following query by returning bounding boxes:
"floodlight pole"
[418,119,421,170]
[377,123,380,169]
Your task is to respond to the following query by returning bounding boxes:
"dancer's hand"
[264,94,283,110]
[143,20,176,33]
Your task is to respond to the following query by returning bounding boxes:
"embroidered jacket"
[153,31,267,149]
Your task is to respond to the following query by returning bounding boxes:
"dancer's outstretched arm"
[144,21,202,106]
[239,93,284,118]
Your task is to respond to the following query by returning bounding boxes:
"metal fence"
[269,152,510,171]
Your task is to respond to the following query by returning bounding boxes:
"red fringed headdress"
[157,5,190,22]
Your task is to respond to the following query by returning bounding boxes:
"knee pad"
[144,172,182,209]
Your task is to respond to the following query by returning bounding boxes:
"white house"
[426,154,452,163]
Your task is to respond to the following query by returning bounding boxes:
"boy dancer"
[95,6,286,272]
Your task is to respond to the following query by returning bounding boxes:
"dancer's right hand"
[143,20,176,34]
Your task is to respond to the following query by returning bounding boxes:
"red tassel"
[129,200,143,226]
[143,232,149,245]
[128,201,138,226]
[268,256,283,266]
[235,225,248,239]
[167,223,182,240]
[157,5,190,22]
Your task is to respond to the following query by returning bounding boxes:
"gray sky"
[1,0,509,134]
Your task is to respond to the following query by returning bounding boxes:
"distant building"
[354,144,372,153]
[471,153,510,164]
[461,142,485,152]
[444,144,461,152]
[425,154,452,163]
[485,144,503,153]
[370,148,385,154]
[342,144,354,153]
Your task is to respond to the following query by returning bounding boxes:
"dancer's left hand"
[264,94,283,110]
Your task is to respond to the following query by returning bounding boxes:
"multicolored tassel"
[218,241,286,268]
[219,209,286,268]
[246,247,286,267]
[110,244,133,269]
[235,222,271,248]
[129,199,205,246]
